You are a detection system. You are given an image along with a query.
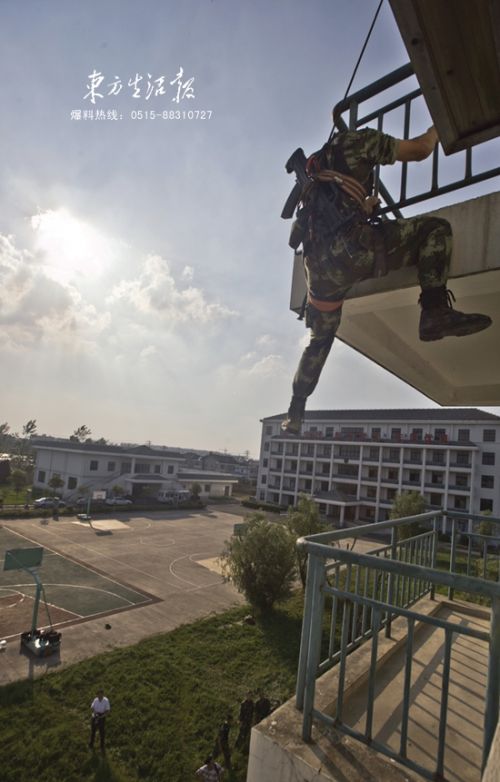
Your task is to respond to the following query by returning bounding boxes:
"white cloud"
[243,353,286,377]
[0,232,110,349]
[139,345,158,359]
[107,253,237,324]
[181,265,194,281]
[31,208,122,284]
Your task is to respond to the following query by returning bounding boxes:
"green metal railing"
[295,510,500,781]
[332,64,500,217]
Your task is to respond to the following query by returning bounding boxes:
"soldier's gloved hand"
[364,195,380,216]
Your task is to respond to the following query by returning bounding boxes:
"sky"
[1,0,499,457]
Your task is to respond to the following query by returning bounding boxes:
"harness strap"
[312,169,367,212]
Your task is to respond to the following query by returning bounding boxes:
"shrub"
[220,513,297,612]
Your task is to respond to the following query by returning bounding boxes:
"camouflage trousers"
[292,215,452,400]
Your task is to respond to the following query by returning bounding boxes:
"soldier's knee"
[431,217,452,238]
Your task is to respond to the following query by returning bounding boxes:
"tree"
[0,422,10,449]
[0,459,11,485]
[478,509,495,539]
[111,484,125,497]
[191,482,202,499]
[71,425,92,442]
[10,469,28,499]
[390,491,427,540]
[22,419,37,438]
[48,475,64,496]
[220,513,297,612]
[286,494,325,588]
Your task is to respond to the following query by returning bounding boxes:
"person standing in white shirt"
[89,689,110,752]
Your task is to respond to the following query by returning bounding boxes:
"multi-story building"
[257,409,500,524]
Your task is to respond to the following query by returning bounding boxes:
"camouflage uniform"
[291,128,452,401]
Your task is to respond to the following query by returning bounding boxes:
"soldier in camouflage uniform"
[282,126,492,434]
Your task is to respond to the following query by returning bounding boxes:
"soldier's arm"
[395,126,439,162]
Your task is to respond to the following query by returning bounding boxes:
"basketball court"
[0,506,245,683]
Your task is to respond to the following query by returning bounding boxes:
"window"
[389,448,399,462]
[431,453,445,465]
[341,427,364,438]
[263,458,268,468]
[388,468,398,481]
[204,484,210,492]
[120,461,132,474]
[480,498,493,512]
[430,493,442,507]
[67,476,77,490]
[265,425,273,435]
[391,428,401,440]
[409,471,420,483]
[368,467,378,480]
[458,429,470,442]
[454,496,467,510]
[455,474,468,487]
[411,428,423,441]
[431,473,443,485]
[339,446,360,459]
[482,452,496,466]
[456,452,470,466]
[483,429,496,442]
[154,465,161,474]
[135,463,151,474]
[434,428,447,442]
[90,460,98,471]
[264,442,269,451]
[167,465,174,474]
[326,427,334,438]
[369,447,379,459]
[387,488,397,501]
[107,461,116,472]
[409,449,421,463]
[38,470,46,483]
[259,490,265,500]
[367,486,377,498]
[371,427,381,440]
[481,475,494,489]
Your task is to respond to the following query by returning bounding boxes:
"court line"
[2,525,158,598]
[1,582,142,608]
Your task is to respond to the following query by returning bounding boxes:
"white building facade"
[32,439,238,501]
[257,409,500,525]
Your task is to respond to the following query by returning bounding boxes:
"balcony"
[248,511,500,782]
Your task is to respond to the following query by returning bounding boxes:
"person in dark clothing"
[213,715,232,769]
[235,692,254,748]
[282,125,492,434]
[254,692,271,723]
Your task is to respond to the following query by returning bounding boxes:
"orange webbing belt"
[307,293,344,312]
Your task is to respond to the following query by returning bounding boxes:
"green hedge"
[241,498,285,514]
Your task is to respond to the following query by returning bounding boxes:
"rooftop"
[32,438,186,461]
[263,408,500,423]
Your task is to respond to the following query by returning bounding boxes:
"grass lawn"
[0,596,306,782]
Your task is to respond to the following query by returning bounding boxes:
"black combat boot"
[419,286,492,342]
[281,396,306,435]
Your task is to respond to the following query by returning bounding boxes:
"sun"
[31,208,115,283]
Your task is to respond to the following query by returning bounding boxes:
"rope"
[330,0,385,140]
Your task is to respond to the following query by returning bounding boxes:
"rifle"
[281,147,357,249]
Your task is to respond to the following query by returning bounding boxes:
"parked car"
[105,497,133,506]
[34,497,66,508]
